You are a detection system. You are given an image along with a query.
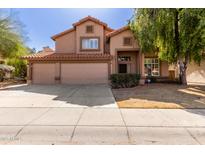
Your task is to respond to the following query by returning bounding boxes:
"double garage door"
[32,63,108,84]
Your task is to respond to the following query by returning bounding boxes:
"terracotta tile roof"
[73,16,107,28]
[105,27,114,32]
[51,16,113,40]
[106,26,129,37]
[22,51,54,59]
[22,52,112,61]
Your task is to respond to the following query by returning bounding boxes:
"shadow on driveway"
[0,84,116,107]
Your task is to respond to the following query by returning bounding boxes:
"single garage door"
[32,63,55,84]
[61,63,108,84]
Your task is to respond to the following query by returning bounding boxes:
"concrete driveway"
[0,84,117,107]
[0,85,205,144]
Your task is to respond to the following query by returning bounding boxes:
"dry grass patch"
[112,83,205,109]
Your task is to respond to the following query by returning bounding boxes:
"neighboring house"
[22,16,203,85]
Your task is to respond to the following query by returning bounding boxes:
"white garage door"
[32,63,55,84]
[61,63,108,84]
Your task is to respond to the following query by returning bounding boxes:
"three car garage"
[32,63,109,84]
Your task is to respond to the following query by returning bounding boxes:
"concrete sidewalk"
[0,108,205,145]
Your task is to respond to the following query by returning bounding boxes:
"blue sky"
[3,8,133,51]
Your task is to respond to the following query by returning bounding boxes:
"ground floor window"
[144,58,160,76]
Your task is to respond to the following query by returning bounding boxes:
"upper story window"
[123,37,133,46]
[81,37,99,50]
[86,25,94,33]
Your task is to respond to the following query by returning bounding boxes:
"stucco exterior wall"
[160,61,169,77]
[110,30,139,55]
[187,61,205,84]
[55,31,76,53]
[76,20,104,54]
[110,30,139,74]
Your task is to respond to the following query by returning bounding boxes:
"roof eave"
[106,26,130,38]
[23,57,112,61]
[51,28,75,40]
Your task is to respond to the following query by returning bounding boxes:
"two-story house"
[22,16,170,84]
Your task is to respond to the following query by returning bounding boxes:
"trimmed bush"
[110,73,141,88]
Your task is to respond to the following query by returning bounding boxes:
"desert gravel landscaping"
[112,83,205,109]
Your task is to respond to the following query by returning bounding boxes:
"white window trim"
[81,38,99,50]
[144,58,160,77]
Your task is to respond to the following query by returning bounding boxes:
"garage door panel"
[32,63,55,84]
[61,63,108,84]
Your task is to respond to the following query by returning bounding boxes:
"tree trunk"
[178,60,187,85]
[174,9,188,85]
[174,9,180,56]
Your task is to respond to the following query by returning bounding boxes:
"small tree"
[6,45,28,78]
[0,9,30,79]
[130,8,205,85]
[0,10,25,58]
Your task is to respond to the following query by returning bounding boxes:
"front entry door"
[118,64,127,73]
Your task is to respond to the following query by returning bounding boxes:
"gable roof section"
[73,16,107,27]
[51,28,75,40]
[51,16,113,40]
[106,26,130,38]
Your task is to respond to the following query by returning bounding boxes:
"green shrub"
[110,74,141,88]
[6,58,27,79]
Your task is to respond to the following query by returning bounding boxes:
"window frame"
[123,37,133,46]
[86,25,94,33]
[80,37,100,51]
[118,56,131,62]
[144,58,160,77]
